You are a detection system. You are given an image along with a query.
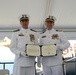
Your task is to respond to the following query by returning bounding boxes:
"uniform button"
[48,42,50,43]
[48,36,50,38]
[26,36,28,38]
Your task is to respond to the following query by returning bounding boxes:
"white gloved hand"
[37,62,41,67]
[20,51,26,57]
[37,57,41,67]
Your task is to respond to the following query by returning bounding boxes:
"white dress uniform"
[10,28,38,75]
[39,28,70,75]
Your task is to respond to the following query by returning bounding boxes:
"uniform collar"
[46,28,56,33]
[20,27,30,33]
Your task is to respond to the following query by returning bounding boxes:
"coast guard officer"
[38,16,70,75]
[10,14,37,75]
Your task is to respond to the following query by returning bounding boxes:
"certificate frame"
[41,44,57,56]
[26,44,41,56]
[26,44,57,57]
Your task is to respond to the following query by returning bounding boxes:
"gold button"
[26,36,28,38]
[48,36,50,38]
[48,42,50,43]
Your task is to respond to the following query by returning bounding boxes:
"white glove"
[37,57,41,67]
[20,51,26,57]
[37,62,41,67]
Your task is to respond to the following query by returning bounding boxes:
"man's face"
[20,20,29,29]
[45,21,54,30]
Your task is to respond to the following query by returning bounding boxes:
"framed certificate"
[26,44,40,56]
[42,45,57,56]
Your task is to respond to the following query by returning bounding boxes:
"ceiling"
[0,0,76,31]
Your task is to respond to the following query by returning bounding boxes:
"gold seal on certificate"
[26,45,40,56]
[42,45,56,56]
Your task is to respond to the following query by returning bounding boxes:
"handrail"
[64,57,76,62]
[0,62,14,69]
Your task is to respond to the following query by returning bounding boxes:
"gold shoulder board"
[56,30,62,32]
[40,32,45,34]
[13,29,20,32]
[30,29,37,32]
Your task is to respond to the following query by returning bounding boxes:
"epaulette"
[13,29,20,32]
[30,29,37,32]
[56,30,62,32]
[40,31,45,34]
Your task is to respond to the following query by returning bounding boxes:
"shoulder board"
[30,29,37,32]
[40,31,45,34]
[13,29,20,32]
[56,30,62,32]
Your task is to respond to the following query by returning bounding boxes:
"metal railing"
[0,62,14,69]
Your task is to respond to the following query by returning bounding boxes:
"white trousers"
[13,66,35,75]
[43,65,63,75]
